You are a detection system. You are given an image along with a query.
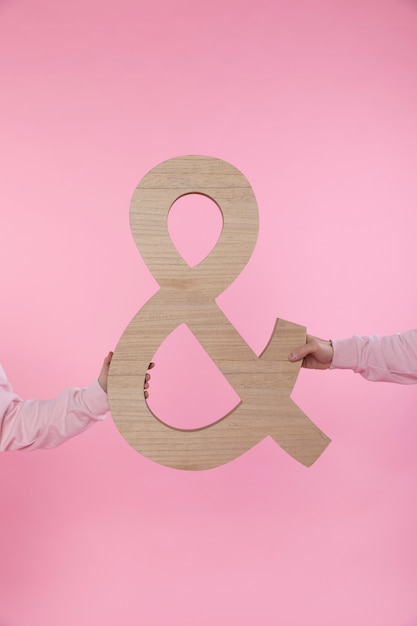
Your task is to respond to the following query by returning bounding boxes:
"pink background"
[1,0,417,624]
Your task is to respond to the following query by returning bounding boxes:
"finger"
[148,362,155,370]
[144,390,149,399]
[288,343,314,362]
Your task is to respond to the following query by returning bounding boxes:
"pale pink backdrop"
[1,0,417,624]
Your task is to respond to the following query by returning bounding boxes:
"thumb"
[288,343,311,362]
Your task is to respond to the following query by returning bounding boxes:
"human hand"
[98,352,113,392]
[288,335,334,370]
[143,362,155,399]
[98,352,155,396]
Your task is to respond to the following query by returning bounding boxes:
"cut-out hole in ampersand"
[146,323,240,430]
[167,194,223,268]
[108,155,331,470]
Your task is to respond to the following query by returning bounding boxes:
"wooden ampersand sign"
[108,155,330,470]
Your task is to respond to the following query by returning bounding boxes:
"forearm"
[0,379,109,451]
[331,329,417,384]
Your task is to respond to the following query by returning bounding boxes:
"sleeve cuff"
[82,379,110,418]
[330,337,360,371]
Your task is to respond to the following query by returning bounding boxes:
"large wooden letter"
[108,156,330,470]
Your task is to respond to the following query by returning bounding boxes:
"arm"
[289,330,417,384]
[331,330,417,384]
[0,354,112,451]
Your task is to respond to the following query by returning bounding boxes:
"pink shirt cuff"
[330,337,359,371]
[82,379,109,418]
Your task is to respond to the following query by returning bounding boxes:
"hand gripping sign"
[108,156,330,470]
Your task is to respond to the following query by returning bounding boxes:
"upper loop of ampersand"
[129,155,260,296]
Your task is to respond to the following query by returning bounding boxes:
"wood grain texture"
[108,156,330,470]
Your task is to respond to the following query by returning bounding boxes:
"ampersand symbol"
[108,155,330,470]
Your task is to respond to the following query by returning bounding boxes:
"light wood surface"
[108,155,330,470]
